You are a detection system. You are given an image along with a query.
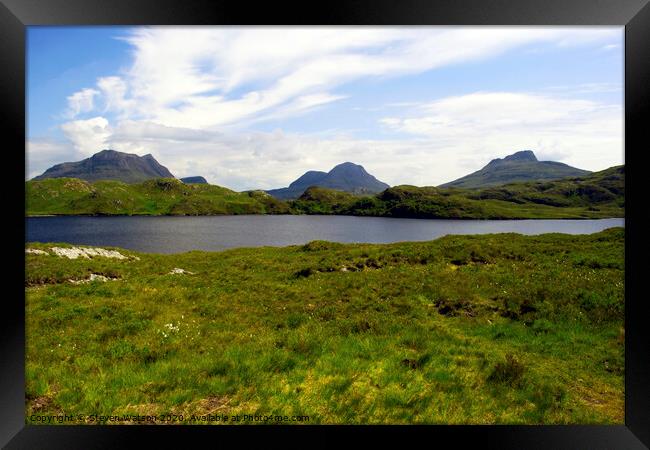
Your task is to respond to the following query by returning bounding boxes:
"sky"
[26,26,624,190]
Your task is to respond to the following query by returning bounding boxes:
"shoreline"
[25,213,625,221]
[24,224,625,256]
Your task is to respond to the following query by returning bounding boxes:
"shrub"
[530,384,566,417]
[487,354,525,387]
[293,267,315,278]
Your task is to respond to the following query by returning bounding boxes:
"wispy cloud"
[64,88,99,118]
[63,27,619,129]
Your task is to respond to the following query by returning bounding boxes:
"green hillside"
[26,178,290,216]
[25,166,624,219]
[290,187,359,214]
[292,166,624,220]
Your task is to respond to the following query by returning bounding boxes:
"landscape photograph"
[25,26,624,424]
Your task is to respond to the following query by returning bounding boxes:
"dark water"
[26,215,624,254]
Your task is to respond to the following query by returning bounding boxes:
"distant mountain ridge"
[32,149,175,184]
[267,162,390,200]
[180,176,208,184]
[439,150,591,189]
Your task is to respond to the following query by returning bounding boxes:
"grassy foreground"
[25,229,624,424]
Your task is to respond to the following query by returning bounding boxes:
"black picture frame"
[2,0,649,448]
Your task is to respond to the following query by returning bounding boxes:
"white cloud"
[60,117,112,157]
[382,92,609,137]
[64,88,99,118]
[112,120,218,142]
[62,27,620,130]
[97,76,135,117]
[249,92,348,125]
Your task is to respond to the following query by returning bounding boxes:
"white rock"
[89,273,111,282]
[26,248,49,255]
[69,273,117,284]
[169,268,195,275]
[51,246,128,260]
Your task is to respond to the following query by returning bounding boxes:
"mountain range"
[266,162,390,200]
[439,150,590,189]
[32,149,595,194]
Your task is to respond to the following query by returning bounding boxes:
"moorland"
[26,228,624,424]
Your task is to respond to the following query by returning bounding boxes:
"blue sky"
[26,27,624,189]
[27,27,133,139]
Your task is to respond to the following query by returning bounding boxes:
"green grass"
[26,165,623,219]
[25,228,624,424]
